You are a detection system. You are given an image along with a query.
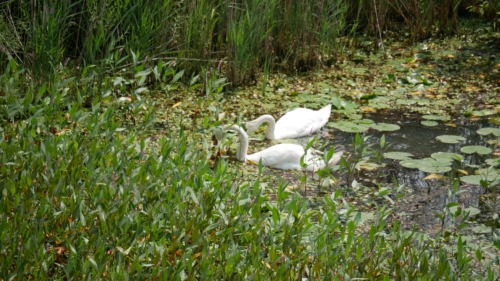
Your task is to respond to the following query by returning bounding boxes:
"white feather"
[226,125,342,171]
[245,104,331,139]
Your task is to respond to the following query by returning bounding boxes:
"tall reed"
[0,0,491,85]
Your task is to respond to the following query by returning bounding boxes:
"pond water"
[331,113,500,233]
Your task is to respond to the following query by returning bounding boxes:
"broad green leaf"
[477,127,500,137]
[421,121,438,127]
[384,151,413,160]
[431,152,462,161]
[422,114,450,121]
[436,135,466,144]
[371,123,400,132]
[460,146,492,155]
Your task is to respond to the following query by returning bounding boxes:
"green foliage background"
[1,0,497,85]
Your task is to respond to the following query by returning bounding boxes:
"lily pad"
[354,119,375,125]
[474,168,499,177]
[436,135,466,144]
[472,109,497,117]
[461,170,499,184]
[449,206,481,217]
[489,116,500,125]
[358,162,381,170]
[422,114,450,121]
[370,123,401,132]
[472,225,491,234]
[421,121,438,127]
[485,158,500,167]
[397,99,417,105]
[417,99,431,105]
[384,152,413,161]
[431,152,462,161]
[400,158,452,173]
[460,175,483,185]
[460,146,492,155]
[418,158,453,173]
[327,121,369,133]
[399,159,423,169]
[477,127,500,137]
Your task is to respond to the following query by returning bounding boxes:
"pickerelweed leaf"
[460,145,492,155]
[436,135,466,144]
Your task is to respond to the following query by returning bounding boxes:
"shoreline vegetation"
[1,0,500,279]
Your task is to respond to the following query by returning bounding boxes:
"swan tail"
[327,150,344,167]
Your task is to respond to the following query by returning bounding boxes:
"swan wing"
[274,104,331,139]
[246,144,306,170]
[303,147,344,171]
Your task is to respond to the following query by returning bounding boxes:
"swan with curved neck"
[246,104,332,139]
[226,125,343,171]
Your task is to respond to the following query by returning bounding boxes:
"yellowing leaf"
[423,173,446,180]
[457,169,468,175]
[464,86,480,92]
[468,116,482,121]
[172,102,182,108]
[360,106,376,113]
[444,123,456,127]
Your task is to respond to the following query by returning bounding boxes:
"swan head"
[245,115,275,137]
[245,120,259,135]
[213,127,225,142]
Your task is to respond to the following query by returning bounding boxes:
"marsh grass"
[2,0,492,86]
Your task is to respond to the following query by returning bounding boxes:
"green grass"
[0,58,498,279]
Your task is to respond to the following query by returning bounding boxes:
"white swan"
[245,104,332,139]
[226,125,343,171]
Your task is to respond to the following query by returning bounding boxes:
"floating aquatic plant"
[436,135,466,144]
[460,145,492,155]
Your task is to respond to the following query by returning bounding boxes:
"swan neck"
[227,125,248,161]
[257,115,276,139]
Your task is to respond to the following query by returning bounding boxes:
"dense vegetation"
[1,0,500,279]
[1,0,499,84]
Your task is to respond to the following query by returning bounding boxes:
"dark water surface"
[330,113,500,232]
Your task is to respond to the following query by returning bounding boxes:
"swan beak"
[246,159,259,165]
